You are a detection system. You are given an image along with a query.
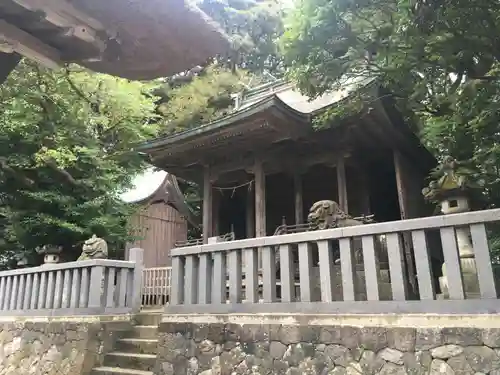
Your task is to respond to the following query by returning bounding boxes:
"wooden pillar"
[246,184,255,238]
[337,158,348,212]
[202,166,213,244]
[393,150,417,296]
[393,151,409,220]
[294,172,304,224]
[212,190,220,236]
[254,159,266,237]
[358,168,371,215]
[394,150,429,218]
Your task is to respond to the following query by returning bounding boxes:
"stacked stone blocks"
[156,323,500,375]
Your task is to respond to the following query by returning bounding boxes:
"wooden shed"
[122,169,195,268]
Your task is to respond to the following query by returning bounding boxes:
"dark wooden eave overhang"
[138,94,312,180]
[0,0,230,81]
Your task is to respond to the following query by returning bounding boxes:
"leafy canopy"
[154,66,249,135]
[281,0,500,257]
[0,61,159,264]
[201,0,286,74]
[281,0,500,204]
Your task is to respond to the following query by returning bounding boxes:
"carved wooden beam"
[12,0,108,53]
[13,0,104,29]
[0,20,62,68]
[209,142,351,179]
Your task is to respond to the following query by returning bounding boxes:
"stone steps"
[103,352,156,372]
[90,311,160,375]
[133,311,163,326]
[115,338,158,355]
[130,325,159,340]
[91,366,153,375]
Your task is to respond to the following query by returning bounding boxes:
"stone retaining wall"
[0,318,130,375]
[156,321,500,375]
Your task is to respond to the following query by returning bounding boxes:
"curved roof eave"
[137,94,311,152]
[138,77,378,152]
[120,169,168,204]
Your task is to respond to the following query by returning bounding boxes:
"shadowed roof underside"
[0,0,230,80]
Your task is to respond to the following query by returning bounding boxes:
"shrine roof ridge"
[138,93,310,151]
[138,76,375,151]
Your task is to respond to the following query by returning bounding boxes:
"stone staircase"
[91,311,162,375]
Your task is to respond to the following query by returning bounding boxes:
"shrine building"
[138,79,437,244]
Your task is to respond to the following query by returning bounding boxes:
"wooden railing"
[0,248,144,316]
[167,210,500,314]
[142,267,171,308]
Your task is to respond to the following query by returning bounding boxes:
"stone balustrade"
[168,209,500,314]
[0,248,144,316]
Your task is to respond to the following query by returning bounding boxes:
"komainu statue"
[307,200,372,230]
[78,235,108,261]
[307,200,380,264]
[274,200,385,269]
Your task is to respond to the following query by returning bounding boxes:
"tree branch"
[0,158,35,187]
[64,68,94,106]
[45,159,78,186]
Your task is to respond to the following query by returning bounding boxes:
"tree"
[150,0,287,137]
[200,0,286,74]
[0,61,159,264]
[154,66,249,135]
[281,0,500,257]
[282,0,500,204]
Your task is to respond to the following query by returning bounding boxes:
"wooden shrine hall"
[139,79,437,244]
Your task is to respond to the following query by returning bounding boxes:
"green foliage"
[282,0,500,258]
[155,66,248,134]
[200,0,286,74]
[0,61,159,263]
[282,0,500,203]
[150,0,287,136]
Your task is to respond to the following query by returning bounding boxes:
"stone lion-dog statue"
[77,234,108,261]
[275,200,386,269]
[308,200,386,264]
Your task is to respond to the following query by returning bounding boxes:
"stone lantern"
[422,156,483,298]
[35,245,63,265]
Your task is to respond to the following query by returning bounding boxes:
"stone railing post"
[170,255,185,305]
[88,263,105,310]
[128,248,144,313]
[439,197,480,299]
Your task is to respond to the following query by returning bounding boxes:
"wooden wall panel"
[126,203,187,268]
